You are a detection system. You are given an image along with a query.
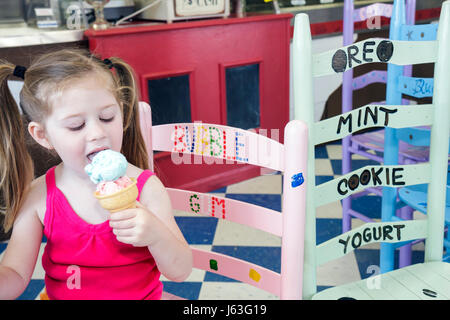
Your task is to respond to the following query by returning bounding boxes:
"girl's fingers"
[109,219,135,229]
[112,228,134,237]
[109,209,137,221]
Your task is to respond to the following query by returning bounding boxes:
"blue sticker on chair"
[291,173,304,188]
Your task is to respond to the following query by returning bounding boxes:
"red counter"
[85,14,292,192]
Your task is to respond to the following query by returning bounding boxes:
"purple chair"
[341,0,437,269]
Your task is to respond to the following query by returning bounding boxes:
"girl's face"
[43,75,124,179]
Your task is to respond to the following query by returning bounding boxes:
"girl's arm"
[109,175,193,282]
[0,183,44,299]
[0,209,43,299]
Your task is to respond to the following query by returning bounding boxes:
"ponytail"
[108,57,149,170]
[0,61,34,232]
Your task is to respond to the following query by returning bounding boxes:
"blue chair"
[398,168,450,262]
[379,0,450,273]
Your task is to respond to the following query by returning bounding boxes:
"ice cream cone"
[94,178,138,213]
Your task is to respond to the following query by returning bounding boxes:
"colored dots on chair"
[249,269,261,282]
[210,259,218,271]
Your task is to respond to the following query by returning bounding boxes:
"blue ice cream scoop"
[84,150,128,184]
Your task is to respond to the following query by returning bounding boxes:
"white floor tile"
[213,219,281,246]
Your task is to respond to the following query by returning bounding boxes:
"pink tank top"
[42,167,163,300]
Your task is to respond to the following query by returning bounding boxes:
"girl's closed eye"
[68,123,85,131]
[100,116,114,123]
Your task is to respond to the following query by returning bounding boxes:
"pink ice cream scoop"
[96,175,134,195]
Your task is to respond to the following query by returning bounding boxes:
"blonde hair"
[0,49,148,232]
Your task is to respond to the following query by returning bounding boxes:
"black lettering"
[379,107,398,126]
[363,227,372,242]
[351,232,362,249]
[357,108,362,127]
[386,168,390,185]
[393,224,405,240]
[371,167,383,185]
[360,169,371,185]
[352,232,362,249]
[376,40,394,62]
[348,174,360,191]
[337,179,348,195]
[337,114,352,134]
[339,236,351,254]
[332,49,348,73]
[373,226,382,241]
[383,225,394,240]
[362,41,375,62]
[364,106,378,126]
[392,168,405,186]
[347,45,361,68]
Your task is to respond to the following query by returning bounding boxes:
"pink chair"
[139,101,308,300]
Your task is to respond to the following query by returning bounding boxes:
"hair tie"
[13,65,27,80]
[103,58,114,69]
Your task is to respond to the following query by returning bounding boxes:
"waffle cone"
[94,178,138,213]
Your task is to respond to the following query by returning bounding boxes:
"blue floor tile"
[17,279,45,300]
[204,246,281,282]
[175,216,218,245]
[315,145,329,159]
[316,218,342,245]
[162,281,202,300]
[351,195,382,219]
[316,175,334,185]
[225,194,281,212]
[0,242,7,254]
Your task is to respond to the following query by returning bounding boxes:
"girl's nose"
[87,120,107,141]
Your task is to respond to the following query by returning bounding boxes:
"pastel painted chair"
[292,0,450,299]
[139,101,309,299]
[342,0,441,272]
[341,0,426,232]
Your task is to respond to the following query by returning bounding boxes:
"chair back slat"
[315,163,431,207]
[352,71,387,90]
[167,188,283,236]
[316,220,428,265]
[192,248,281,296]
[400,23,438,41]
[314,104,434,145]
[313,39,437,77]
[397,76,434,98]
[151,123,284,171]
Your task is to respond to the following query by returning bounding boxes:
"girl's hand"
[109,201,162,247]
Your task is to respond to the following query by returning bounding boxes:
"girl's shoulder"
[24,174,47,225]
[127,163,168,209]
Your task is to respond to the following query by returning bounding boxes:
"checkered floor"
[0,142,427,300]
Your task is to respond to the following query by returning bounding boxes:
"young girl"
[0,49,192,300]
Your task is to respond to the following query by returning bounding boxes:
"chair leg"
[342,136,352,233]
[398,205,413,268]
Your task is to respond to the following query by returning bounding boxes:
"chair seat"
[312,262,450,300]
[351,129,429,162]
[399,184,450,223]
